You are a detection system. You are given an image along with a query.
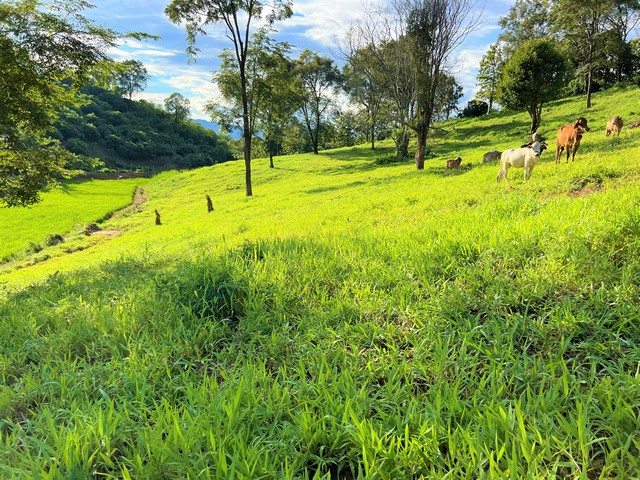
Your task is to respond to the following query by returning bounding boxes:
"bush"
[462,99,489,117]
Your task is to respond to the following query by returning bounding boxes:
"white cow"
[497,141,547,184]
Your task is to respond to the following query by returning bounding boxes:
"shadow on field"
[305,181,367,194]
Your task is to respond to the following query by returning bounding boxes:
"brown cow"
[555,117,590,164]
[606,116,623,136]
[445,157,462,169]
[482,150,501,163]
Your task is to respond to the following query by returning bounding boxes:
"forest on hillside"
[50,86,233,172]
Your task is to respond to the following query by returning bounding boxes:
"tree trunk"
[240,68,252,196]
[396,128,410,159]
[269,151,274,168]
[415,126,427,170]
[313,110,320,154]
[586,69,593,109]
[370,121,375,150]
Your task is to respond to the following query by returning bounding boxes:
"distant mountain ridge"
[192,119,220,133]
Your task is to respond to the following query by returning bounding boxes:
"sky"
[85,0,514,120]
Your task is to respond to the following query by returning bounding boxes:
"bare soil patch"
[568,185,603,198]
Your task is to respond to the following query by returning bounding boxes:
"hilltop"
[1,85,640,478]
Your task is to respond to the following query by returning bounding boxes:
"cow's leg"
[555,145,563,164]
[526,165,534,181]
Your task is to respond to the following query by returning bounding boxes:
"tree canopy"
[497,38,569,134]
[0,0,150,207]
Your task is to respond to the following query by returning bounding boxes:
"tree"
[433,73,463,121]
[461,99,488,117]
[166,0,293,197]
[498,0,553,56]
[164,92,191,122]
[208,30,297,168]
[253,38,299,168]
[552,0,611,108]
[476,43,504,113]
[344,7,417,159]
[605,0,640,83]
[0,0,147,207]
[402,0,481,169]
[339,33,391,150]
[115,59,148,100]
[294,50,343,155]
[497,39,569,134]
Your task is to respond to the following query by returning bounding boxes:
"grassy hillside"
[0,178,139,264]
[52,85,233,171]
[1,86,640,478]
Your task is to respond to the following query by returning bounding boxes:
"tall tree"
[498,0,553,56]
[476,43,504,113]
[497,38,569,134]
[166,0,293,197]
[433,73,463,121]
[295,50,343,155]
[164,92,191,121]
[115,59,149,100]
[339,32,391,150]
[552,0,610,108]
[207,30,297,168]
[401,0,481,169]
[605,0,640,82]
[253,38,299,168]
[343,8,416,159]
[0,0,148,207]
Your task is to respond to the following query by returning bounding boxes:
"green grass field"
[1,86,640,478]
[0,178,139,264]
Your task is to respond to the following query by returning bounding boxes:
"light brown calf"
[605,116,623,136]
[555,117,590,164]
[445,157,462,169]
[482,150,501,163]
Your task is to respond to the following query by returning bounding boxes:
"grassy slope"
[1,86,640,478]
[0,179,140,264]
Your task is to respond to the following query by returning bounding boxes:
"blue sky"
[86,0,514,120]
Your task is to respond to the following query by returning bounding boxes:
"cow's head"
[528,141,546,158]
[573,117,590,131]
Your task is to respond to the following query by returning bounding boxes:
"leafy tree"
[476,43,504,113]
[403,0,481,169]
[552,0,612,108]
[433,73,463,121]
[498,0,553,56]
[252,37,299,168]
[164,92,191,122]
[115,59,148,100]
[295,50,343,155]
[166,0,293,197]
[605,0,640,83]
[461,99,488,117]
[0,0,147,207]
[497,39,569,133]
[207,30,297,168]
[340,38,391,150]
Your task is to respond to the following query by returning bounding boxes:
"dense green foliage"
[1,85,640,478]
[52,85,233,170]
[0,0,149,207]
[497,39,569,134]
